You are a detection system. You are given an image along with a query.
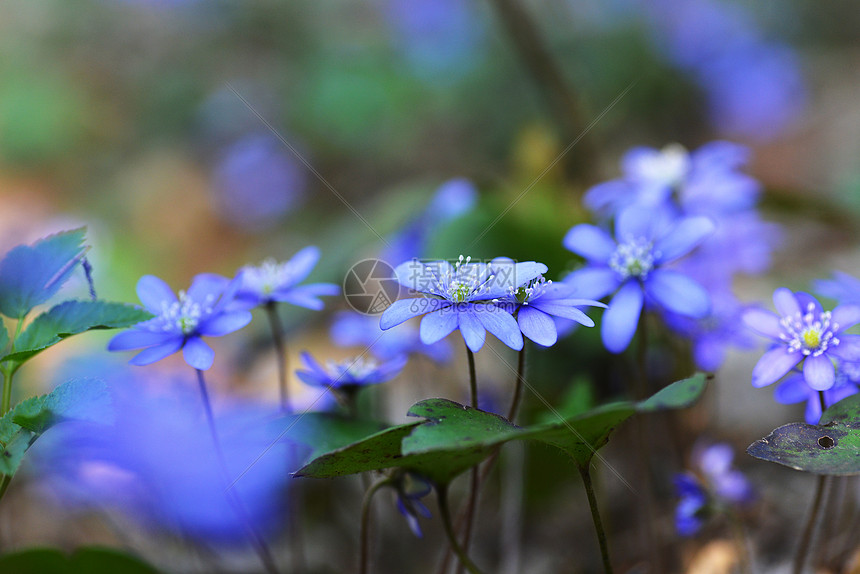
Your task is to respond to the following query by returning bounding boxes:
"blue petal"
[199,310,252,337]
[615,205,659,240]
[474,304,523,351]
[829,335,860,362]
[602,282,644,354]
[653,216,715,263]
[419,308,460,344]
[752,347,800,387]
[285,246,321,286]
[380,298,447,330]
[129,337,184,366]
[832,304,860,332]
[458,309,487,352]
[367,355,408,383]
[803,354,835,391]
[645,270,710,318]
[108,329,170,351]
[295,369,330,388]
[562,225,615,262]
[741,308,782,339]
[272,283,340,310]
[394,260,451,296]
[773,375,809,405]
[136,275,177,314]
[773,288,800,317]
[183,337,215,371]
[563,268,620,300]
[530,300,596,326]
[693,336,726,372]
[517,306,557,347]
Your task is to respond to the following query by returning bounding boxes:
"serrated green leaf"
[0,546,161,574]
[0,427,33,476]
[1,300,151,364]
[295,373,709,484]
[0,228,88,319]
[0,322,8,353]
[747,393,860,475]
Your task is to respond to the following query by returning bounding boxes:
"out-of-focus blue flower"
[743,288,860,391]
[380,257,547,352]
[383,0,485,84]
[108,273,252,370]
[35,366,292,544]
[674,442,754,536]
[382,179,478,267]
[584,141,760,219]
[212,132,308,232]
[498,276,605,347]
[564,206,713,353]
[774,361,860,424]
[235,246,340,310]
[295,351,407,390]
[815,271,860,307]
[330,311,453,363]
[393,472,432,538]
[663,290,757,372]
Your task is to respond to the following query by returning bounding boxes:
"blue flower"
[814,271,860,307]
[295,351,407,390]
[393,472,433,538]
[498,276,605,347]
[564,206,714,353]
[774,361,860,424]
[674,442,754,536]
[380,256,547,352]
[742,288,860,391]
[108,273,252,370]
[235,246,340,310]
[330,311,453,363]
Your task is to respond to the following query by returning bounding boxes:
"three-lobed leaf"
[296,373,709,484]
[747,393,860,475]
[0,228,88,319]
[1,300,151,364]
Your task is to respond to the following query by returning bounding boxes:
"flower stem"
[465,346,477,409]
[459,345,480,574]
[579,464,614,574]
[359,477,393,574]
[506,346,526,423]
[195,369,281,574]
[793,390,830,574]
[437,485,486,574]
[264,302,292,415]
[728,508,753,574]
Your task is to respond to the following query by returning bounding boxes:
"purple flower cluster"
[674,443,754,536]
[380,256,604,353]
[570,140,780,364]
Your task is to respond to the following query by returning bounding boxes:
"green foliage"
[0,378,110,478]
[0,546,160,574]
[296,373,708,484]
[1,300,151,365]
[747,393,860,475]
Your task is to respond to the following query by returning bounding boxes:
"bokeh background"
[2,0,860,572]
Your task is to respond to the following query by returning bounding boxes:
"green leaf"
[295,373,709,484]
[747,393,860,475]
[0,322,8,354]
[0,378,112,477]
[1,300,151,364]
[0,546,160,574]
[271,412,392,462]
[0,228,88,319]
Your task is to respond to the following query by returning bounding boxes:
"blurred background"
[2,0,860,572]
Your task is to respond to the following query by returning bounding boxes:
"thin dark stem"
[794,475,828,574]
[459,345,480,574]
[265,302,292,415]
[196,370,281,574]
[359,478,392,574]
[507,346,526,423]
[437,486,486,574]
[818,390,827,416]
[580,465,614,574]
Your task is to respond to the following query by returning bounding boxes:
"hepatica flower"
[295,351,407,391]
[380,256,547,352]
[330,311,453,363]
[235,246,339,310]
[774,361,860,424]
[392,472,433,537]
[564,206,714,353]
[742,288,860,391]
[108,274,252,370]
[498,276,605,347]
